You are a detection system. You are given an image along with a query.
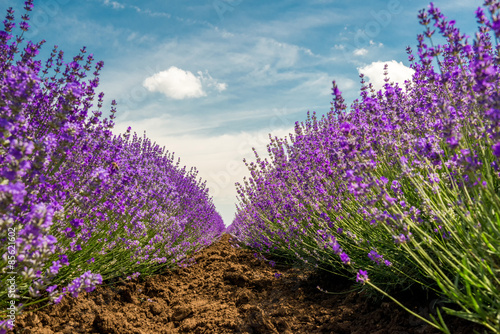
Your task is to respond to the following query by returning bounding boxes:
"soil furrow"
[12,234,481,334]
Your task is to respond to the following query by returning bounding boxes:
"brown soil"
[10,234,483,334]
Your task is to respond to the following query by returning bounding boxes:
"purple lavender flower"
[46,285,58,294]
[0,320,14,334]
[368,250,384,265]
[53,293,64,304]
[391,180,401,193]
[126,272,140,281]
[49,260,62,276]
[393,234,408,244]
[67,278,81,298]
[356,270,369,284]
[492,142,500,157]
[59,254,69,266]
[339,252,350,265]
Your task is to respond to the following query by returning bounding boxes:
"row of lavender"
[231,2,500,332]
[0,2,225,331]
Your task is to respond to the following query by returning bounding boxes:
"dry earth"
[10,234,483,334]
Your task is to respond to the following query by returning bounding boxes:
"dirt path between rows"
[11,234,481,333]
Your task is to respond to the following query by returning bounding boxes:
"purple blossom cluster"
[231,1,500,330]
[0,2,224,331]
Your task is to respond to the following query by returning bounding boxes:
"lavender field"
[0,1,225,332]
[1,1,500,333]
[230,2,500,332]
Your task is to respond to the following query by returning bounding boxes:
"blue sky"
[3,0,480,225]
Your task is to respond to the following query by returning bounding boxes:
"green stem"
[366,280,450,333]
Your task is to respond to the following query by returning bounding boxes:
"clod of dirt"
[11,234,483,334]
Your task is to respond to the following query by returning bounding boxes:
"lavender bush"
[0,2,224,332]
[231,1,500,332]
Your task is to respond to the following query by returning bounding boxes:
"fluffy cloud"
[143,66,207,100]
[143,66,227,100]
[357,60,414,92]
[353,48,368,56]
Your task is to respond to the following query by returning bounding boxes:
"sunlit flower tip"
[356,270,369,284]
[317,285,328,293]
[384,260,392,267]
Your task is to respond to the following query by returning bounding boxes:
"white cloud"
[108,29,324,101]
[353,48,368,56]
[249,8,348,41]
[102,0,125,9]
[252,38,314,67]
[100,1,171,18]
[131,6,171,18]
[357,60,414,92]
[197,70,227,92]
[369,40,383,47]
[126,32,155,44]
[288,73,355,97]
[143,66,206,100]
